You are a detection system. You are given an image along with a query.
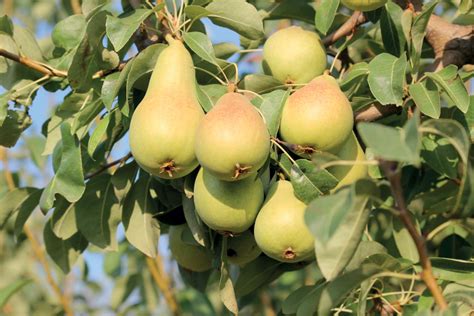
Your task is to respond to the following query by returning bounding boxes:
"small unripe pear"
[129,37,204,179]
[254,180,314,263]
[329,132,368,191]
[194,168,264,234]
[226,231,261,267]
[280,74,353,154]
[263,26,326,84]
[341,0,387,11]
[168,224,213,272]
[195,93,270,181]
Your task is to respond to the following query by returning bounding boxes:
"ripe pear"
[129,36,204,179]
[280,74,353,155]
[168,224,213,272]
[263,26,326,84]
[341,0,387,11]
[194,168,264,234]
[254,180,314,263]
[328,132,368,191]
[226,230,261,267]
[195,93,270,181]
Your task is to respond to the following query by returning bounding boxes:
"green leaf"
[409,1,437,73]
[82,0,111,18]
[40,123,85,211]
[110,274,139,309]
[426,69,470,113]
[290,160,339,204]
[315,0,340,35]
[267,0,315,24]
[0,187,38,228]
[421,134,459,179]
[238,74,282,94]
[182,196,209,247]
[214,42,240,59]
[111,161,138,203]
[0,110,32,147]
[183,32,218,65]
[409,80,440,118]
[106,9,154,51]
[358,114,421,164]
[122,174,160,257]
[205,0,264,40]
[13,189,42,237]
[43,221,88,274]
[0,15,14,36]
[101,62,133,109]
[87,113,111,157]
[368,53,407,105]
[219,238,238,315]
[52,15,86,49]
[340,62,369,92]
[459,0,473,14]
[420,258,474,282]
[196,84,227,112]
[235,256,284,297]
[75,174,120,250]
[51,198,78,239]
[380,2,406,57]
[24,136,47,169]
[0,279,31,308]
[345,240,388,272]
[392,214,420,263]
[282,285,320,315]
[255,89,289,136]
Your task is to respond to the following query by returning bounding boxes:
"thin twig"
[354,103,401,122]
[379,161,448,310]
[0,49,67,77]
[146,256,180,316]
[323,11,367,46]
[70,0,82,14]
[84,152,132,180]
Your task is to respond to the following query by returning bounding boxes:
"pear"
[129,36,204,179]
[168,224,213,272]
[263,26,326,84]
[226,230,262,267]
[341,0,387,11]
[194,168,264,234]
[280,74,353,155]
[329,132,368,191]
[195,93,270,181]
[254,180,314,263]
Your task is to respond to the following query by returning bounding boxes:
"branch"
[0,49,67,77]
[323,11,367,46]
[146,256,180,316]
[84,152,132,180]
[70,0,82,15]
[1,147,74,316]
[379,160,448,311]
[354,103,401,122]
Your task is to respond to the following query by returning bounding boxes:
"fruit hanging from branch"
[341,0,388,12]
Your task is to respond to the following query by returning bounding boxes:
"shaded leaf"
[368,53,407,105]
[106,9,154,51]
[409,80,440,118]
[315,0,340,35]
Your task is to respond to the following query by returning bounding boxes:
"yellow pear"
[168,224,213,272]
[329,132,368,191]
[341,0,387,11]
[254,180,314,263]
[129,36,204,179]
[195,93,270,181]
[280,74,353,155]
[263,26,326,84]
[194,168,264,234]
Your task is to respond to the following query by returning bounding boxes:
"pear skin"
[254,180,315,263]
[169,224,213,272]
[263,26,326,84]
[227,230,262,267]
[195,93,270,181]
[329,132,368,191]
[194,168,264,234]
[341,0,387,11]
[280,74,354,155]
[129,37,204,179]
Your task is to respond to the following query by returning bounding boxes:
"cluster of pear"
[129,25,368,271]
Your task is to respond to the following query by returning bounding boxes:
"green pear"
[168,224,213,272]
[129,36,204,179]
[341,0,387,11]
[280,74,353,155]
[194,168,264,234]
[263,26,326,84]
[226,230,262,267]
[329,132,368,191]
[254,180,314,263]
[195,93,270,181]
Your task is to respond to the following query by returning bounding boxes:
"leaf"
[40,123,85,211]
[235,256,283,297]
[0,187,38,228]
[51,199,78,240]
[122,174,160,257]
[13,189,42,237]
[182,196,208,247]
[392,214,420,263]
[106,9,153,51]
[101,62,133,109]
[205,0,264,40]
[380,2,406,56]
[315,0,340,35]
[196,84,227,112]
[0,110,32,147]
[183,32,218,65]
[0,15,14,36]
[459,0,473,14]
[238,74,282,94]
[340,62,369,92]
[255,89,289,136]
[426,70,470,113]
[409,80,440,118]
[75,174,120,250]
[345,240,388,272]
[43,221,88,274]
[82,0,110,18]
[282,285,320,315]
[87,113,111,157]
[368,53,407,105]
[267,0,315,24]
[52,14,86,49]
[410,1,437,73]
[358,114,421,164]
[421,134,459,179]
[111,161,138,203]
[219,238,238,315]
[0,279,31,308]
